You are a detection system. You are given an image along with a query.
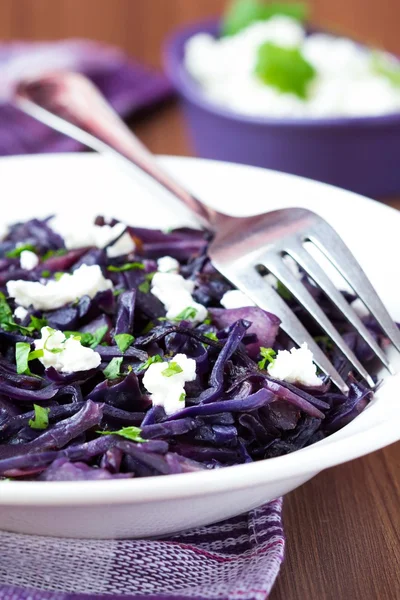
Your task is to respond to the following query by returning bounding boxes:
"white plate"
[0,153,399,539]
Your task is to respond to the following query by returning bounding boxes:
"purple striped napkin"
[0,39,172,155]
[0,499,284,600]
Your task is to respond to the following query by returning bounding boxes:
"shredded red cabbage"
[0,216,378,481]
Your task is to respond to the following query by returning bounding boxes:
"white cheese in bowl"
[184,17,400,118]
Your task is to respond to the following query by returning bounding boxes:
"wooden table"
[133,102,400,600]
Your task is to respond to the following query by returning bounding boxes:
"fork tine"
[213,261,349,393]
[287,241,394,374]
[262,254,375,387]
[308,217,400,352]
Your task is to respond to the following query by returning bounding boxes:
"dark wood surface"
[0,1,399,597]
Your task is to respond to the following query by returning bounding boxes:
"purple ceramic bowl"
[164,20,400,198]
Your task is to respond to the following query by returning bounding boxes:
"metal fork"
[14,72,400,393]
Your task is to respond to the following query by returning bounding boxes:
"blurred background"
[0,0,398,159]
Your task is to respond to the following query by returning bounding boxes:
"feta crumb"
[143,353,196,415]
[14,306,28,321]
[20,250,39,271]
[151,272,207,323]
[34,326,101,373]
[7,264,113,311]
[157,256,180,273]
[49,216,135,258]
[267,342,321,387]
[220,289,256,309]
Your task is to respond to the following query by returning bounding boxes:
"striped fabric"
[0,499,284,600]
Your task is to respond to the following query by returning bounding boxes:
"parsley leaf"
[204,332,218,341]
[29,315,47,331]
[137,354,163,372]
[138,272,155,294]
[0,293,35,335]
[258,347,276,370]
[42,248,67,261]
[15,343,44,374]
[222,0,308,37]
[114,333,135,353]
[162,361,183,377]
[89,325,108,349]
[276,280,292,300]
[158,307,198,322]
[371,50,400,87]
[107,262,145,272]
[179,392,186,402]
[54,272,65,281]
[113,288,126,297]
[97,426,146,442]
[41,270,51,278]
[64,331,95,347]
[103,357,123,380]
[29,404,50,430]
[5,244,36,259]
[255,41,316,99]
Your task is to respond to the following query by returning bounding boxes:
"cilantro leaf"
[15,343,44,374]
[97,426,145,442]
[103,357,123,380]
[29,404,50,430]
[137,354,163,372]
[255,41,316,99]
[371,50,400,87]
[258,347,276,370]
[222,0,308,37]
[162,361,183,377]
[6,244,36,259]
[114,333,135,353]
[107,262,145,273]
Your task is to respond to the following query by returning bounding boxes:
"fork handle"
[14,72,217,229]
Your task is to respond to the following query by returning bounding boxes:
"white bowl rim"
[0,152,399,507]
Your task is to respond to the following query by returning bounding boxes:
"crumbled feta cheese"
[157,256,180,273]
[143,353,196,415]
[49,215,135,258]
[220,289,256,309]
[14,305,28,321]
[151,272,207,323]
[34,326,101,373]
[267,342,321,387]
[184,18,400,118]
[7,264,113,311]
[20,250,39,271]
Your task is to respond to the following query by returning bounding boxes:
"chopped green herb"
[41,270,51,278]
[5,244,36,259]
[28,404,50,430]
[371,50,400,87]
[15,343,44,374]
[89,325,108,349]
[276,280,292,300]
[54,272,65,281]
[42,248,67,261]
[141,320,155,335]
[258,347,276,370]
[15,342,32,374]
[314,335,334,351]
[0,293,34,335]
[137,354,163,371]
[97,426,145,442]
[159,307,198,323]
[64,331,94,347]
[43,330,64,354]
[222,0,308,37]
[162,361,183,377]
[114,333,135,353]
[203,317,212,325]
[113,288,126,296]
[107,262,145,272]
[255,41,316,99]
[179,392,186,402]
[104,357,123,380]
[29,315,47,331]
[138,272,155,294]
[204,332,218,341]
